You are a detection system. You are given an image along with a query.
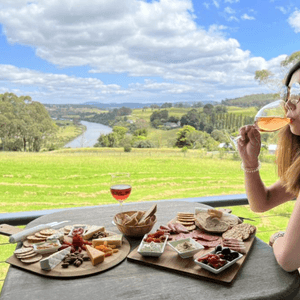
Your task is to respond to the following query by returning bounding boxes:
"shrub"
[133,140,155,148]
[124,145,132,152]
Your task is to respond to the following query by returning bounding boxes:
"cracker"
[35,232,49,238]
[39,229,56,236]
[177,212,194,217]
[185,225,196,231]
[26,236,46,243]
[176,220,194,226]
[16,251,37,259]
[21,254,43,264]
[14,247,33,255]
[22,240,34,248]
[222,223,256,241]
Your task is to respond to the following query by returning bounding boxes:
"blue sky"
[0,0,299,104]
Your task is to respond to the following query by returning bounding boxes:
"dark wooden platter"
[127,225,255,284]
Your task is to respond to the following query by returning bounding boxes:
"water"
[64,121,112,148]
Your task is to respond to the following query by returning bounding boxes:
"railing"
[0,193,291,289]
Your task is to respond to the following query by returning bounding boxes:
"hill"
[221,93,278,107]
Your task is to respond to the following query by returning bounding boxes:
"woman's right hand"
[237,125,261,168]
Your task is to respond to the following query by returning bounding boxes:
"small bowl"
[113,211,156,238]
[194,250,243,274]
[168,238,204,258]
[138,233,168,257]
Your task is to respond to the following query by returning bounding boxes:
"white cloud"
[288,10,300,33]
[224,7,235,14]
[276,6,288,14]
[224,0,239,3]
[0,0,286,103]
[241,13,255,20]
[212,0,220,9]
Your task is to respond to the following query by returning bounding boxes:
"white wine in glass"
[234,100,290,142]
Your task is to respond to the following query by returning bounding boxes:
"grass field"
[0,148,295,290]
[0,148,280,213]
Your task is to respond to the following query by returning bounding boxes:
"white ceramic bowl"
[168,238,204,258]
[138,233,168,257]
[194,250,243,274]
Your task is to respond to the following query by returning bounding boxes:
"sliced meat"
[195,238,222,248]
[160,225,171,231]
[167,222,177,233]
[173,223,189,234]
[195,232,220,241]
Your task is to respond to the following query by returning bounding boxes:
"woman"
[237,61,300,272]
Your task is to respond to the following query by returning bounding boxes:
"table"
[1,201,300,300]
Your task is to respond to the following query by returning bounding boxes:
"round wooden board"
[6,233,131,278]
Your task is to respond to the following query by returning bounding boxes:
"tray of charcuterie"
[127,208,256,284]
[6,224,130,278]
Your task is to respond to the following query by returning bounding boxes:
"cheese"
[86,245,105,266]
[40,247,71,270]
[82,225,105,240]
[92,234,123,247]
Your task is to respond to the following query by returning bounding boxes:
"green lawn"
[0,148,279,213]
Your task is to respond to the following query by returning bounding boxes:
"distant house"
[218,143,233,149]
[163,121,181,129]
[268,144,277,154]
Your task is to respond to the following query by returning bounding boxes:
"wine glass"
[233,99,290,144]
[110,173,132,213]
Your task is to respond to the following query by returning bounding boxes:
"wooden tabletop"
[1,201,300,300]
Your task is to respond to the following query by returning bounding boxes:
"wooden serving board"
[127,233,255,285]
[6,232,131,278]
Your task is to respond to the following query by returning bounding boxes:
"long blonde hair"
[277,126,300,196]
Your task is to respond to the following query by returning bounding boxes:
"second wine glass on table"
[110,173,132,213]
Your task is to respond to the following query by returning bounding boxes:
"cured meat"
[167,223,177,233]
[173,223,189,234]
[195,232,220,241]
[222,238,246,254]
[196,239,221,248]
[159,225,171,231]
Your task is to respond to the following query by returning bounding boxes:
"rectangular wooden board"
[127,235,255,284]
[0,224,23,236]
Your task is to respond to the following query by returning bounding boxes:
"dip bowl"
[168,238,204,258]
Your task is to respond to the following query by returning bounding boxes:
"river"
[64,121,112,148]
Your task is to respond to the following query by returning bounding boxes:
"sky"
[0,0,299,105]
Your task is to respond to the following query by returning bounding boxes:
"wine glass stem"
[120,201,123,212]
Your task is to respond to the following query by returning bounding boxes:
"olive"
[215,245,222,252]
[221,247,231,255]
[231,251,239,260]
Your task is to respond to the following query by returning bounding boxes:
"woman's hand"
[237,125,261,168]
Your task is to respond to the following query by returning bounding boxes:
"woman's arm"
[245,177,294,212]
[238,125,294,212]
[273,193,300,272]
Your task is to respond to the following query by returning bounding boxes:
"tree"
[254,51,300,92]
[203,104,214,115]
[175,125,195,148]
[0,93,57,151]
